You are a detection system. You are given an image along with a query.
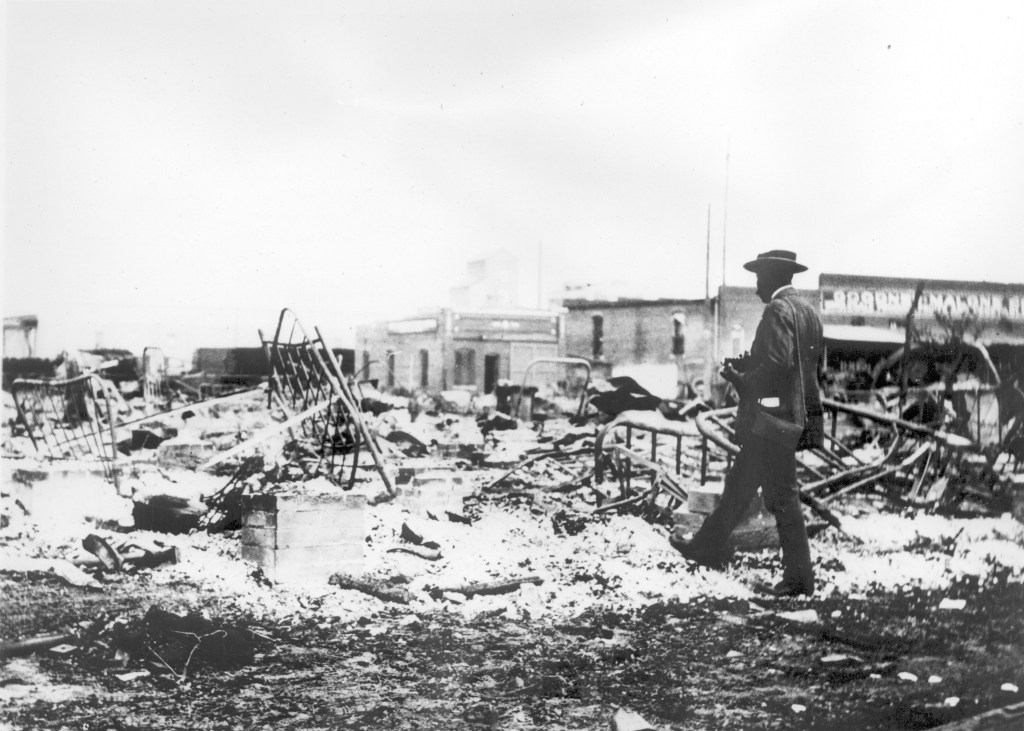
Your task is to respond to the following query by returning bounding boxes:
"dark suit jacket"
[733,287,824,450]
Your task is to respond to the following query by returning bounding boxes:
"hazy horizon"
[5,1,1022,359]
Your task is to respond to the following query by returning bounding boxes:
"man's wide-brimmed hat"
[742,249,808,273]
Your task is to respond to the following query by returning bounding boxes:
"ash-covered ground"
[3,390,1024,730]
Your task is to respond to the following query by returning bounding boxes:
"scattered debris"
[429,576,544,600]
[72,544,179,570]
[82,533,122,572]
[400,522,425,544]
[328,573,412,604]
[256,308,394,493]
[4,309,1024,730]
[10,373,122,484]
[611,706,656,731]
[820,653,860,666]
[777,609,820,625]
[3,557,102,589]
[132,492,206,534]
[134,606,256,680]
[114,670,151,682]
[0,633,77,660]
[387,545,442,561]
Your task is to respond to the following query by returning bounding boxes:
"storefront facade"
[357,309,563,394]
[819,274,1024,379]
[561,274,1024,400]
[562,298,713,398]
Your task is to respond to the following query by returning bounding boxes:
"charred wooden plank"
[328,572,413,604]
[0,633,77,660]
[432,575,543,598]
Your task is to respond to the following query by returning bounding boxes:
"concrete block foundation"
[687,481,724,515]
[239,491,367,585]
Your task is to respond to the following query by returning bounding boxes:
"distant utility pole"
[721,146,730,287]
[704,204,711,306]
[537,241,543,309]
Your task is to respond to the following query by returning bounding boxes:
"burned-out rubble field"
[3,389,1024,730]
[2,557,1024,731]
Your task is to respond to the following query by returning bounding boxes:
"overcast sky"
[4,1,1023,358]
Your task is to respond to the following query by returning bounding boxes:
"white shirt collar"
[771,284,795,300]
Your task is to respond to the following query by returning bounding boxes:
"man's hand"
[720,363,742,386]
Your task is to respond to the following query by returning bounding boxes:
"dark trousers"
[690,435,814,585]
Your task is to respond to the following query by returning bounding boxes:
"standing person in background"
[672,250,823,597]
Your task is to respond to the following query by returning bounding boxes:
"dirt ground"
[3,402,1024,730]
[2,523,1023,730]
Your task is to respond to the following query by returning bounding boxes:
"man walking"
[673,250,823,597]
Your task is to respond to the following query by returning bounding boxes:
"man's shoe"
[668,535,730,570]
[753,578,814,597]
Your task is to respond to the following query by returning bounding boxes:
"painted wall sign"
[820,275,1024,322]
[386,318,438,335]
[452,311,557,337]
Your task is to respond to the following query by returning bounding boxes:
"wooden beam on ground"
[432,576,544,598]
[201,399,335,470]
[328,573,412,604]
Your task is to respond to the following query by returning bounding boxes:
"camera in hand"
[722,351,751,373]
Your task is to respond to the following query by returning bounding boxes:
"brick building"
[561,274,1024,401]
[356,309,563,394]
[3,315,38,359]
[818,274,1024,379]
[562,298,713,398]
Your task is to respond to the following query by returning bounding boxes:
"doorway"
[484,354,501,394]
[418,349,429,388]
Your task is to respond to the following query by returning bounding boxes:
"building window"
[454,348,476,386]
[730,325,745,357]
[419,349,429,388]
[386,351,396,387]
[672,312,686,356]
[591,314,604,359]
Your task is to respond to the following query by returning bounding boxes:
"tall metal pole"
[721,147,730,287]
[705,205,714,402]
[705,204,711,305]
[537,240,543,309]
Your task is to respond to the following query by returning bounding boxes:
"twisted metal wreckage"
[11,310,394,508]
[10,309,1024,541]
[488,346,1024,536]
